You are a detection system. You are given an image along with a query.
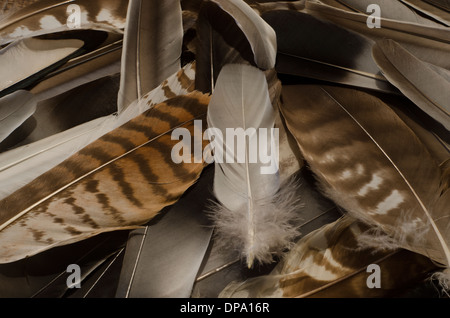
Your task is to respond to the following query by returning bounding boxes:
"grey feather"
[373,39,450,130]
[117,0,183,113]
[0,90,36,144]
[261,9,396,93]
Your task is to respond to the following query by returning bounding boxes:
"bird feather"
[0,91,210,263]
[379,94,450,165]
[305,0,450,69]
[423,0,450,11]
[0,230,129,298]
[0,37,84,96]
[401,0,450,26]
[0,74,120,153]
[195,0,277,93]
[0,0,128,46]
[261,9,396,94]
[220,215,439,298]
[193,166,341,297]
[29,34,123,102]
[337,0,443,26]
[0,90,36,143]
[0,62,196,201]
[115,166,215,298]
[279,84,450,286]
[117,0,183,113]
[372,39,450,130]
[207,64,300,268]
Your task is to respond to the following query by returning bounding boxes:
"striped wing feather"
[0,0,128,45]
[279,84,450,272]
[220,216,438,298]
[0,91,210,263]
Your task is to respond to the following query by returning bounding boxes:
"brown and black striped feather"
[0,91,210,263]
[279,84,450,271]
[220,215,438,298]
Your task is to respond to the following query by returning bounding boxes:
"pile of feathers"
[0,0,448,298]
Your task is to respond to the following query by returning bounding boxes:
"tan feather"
[0,62,196,200]
[261,9,396,93]
[0,0,128,45]
[401,0,450,26]
[279,84,450,285]
[372,39,450,130]
[336,0,443,26]
[0,91,210,263]
[377,94,449,166]
[30,35,123,102]
[220,215,438,298]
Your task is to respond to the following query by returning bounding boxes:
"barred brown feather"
[0,0,129,45]
[279,84,450,280]
[221,216,438,298]
[0,91,210,263]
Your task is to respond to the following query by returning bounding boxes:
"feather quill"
[261,10,396,93]
[0,62,196,201]
[0,90,36,143]
[372,39,450,130]
[0,91,210,263]
[279,84,450,286]
[220,215,439,298]
[0,0,128,46]
[195,0,277,93]
[117,0,183,113]
[207,64,300,268]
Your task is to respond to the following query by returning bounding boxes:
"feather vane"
[0,62,196,201]
[279,84,450,283]
[220,216,438,298]
[372,39,450,130]
[0,0,128,45]
[208,64,300,268]
[0,91,210,263]
[117,0,183,113]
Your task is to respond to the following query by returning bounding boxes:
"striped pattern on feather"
[0,61,196,201]
[0,91,210,263]
[0,0,129,45]
[221,216,437,298]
